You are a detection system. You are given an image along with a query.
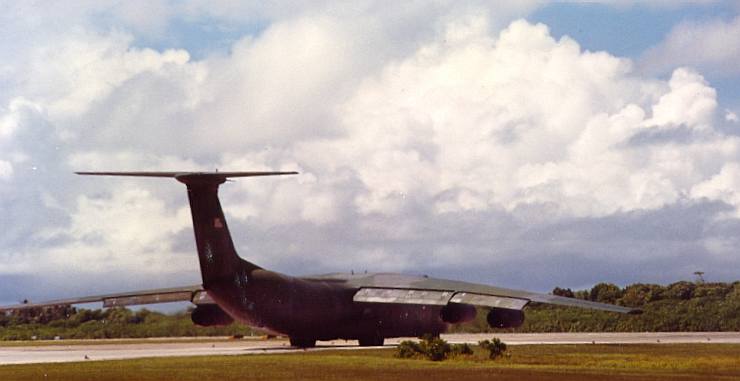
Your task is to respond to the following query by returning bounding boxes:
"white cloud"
[4,5,740,299]
[0,98,43,140]
[0,160,12,180]
[308,20,732,219]
[190,16,360,150]
[645,68,717,129]
[28,31,190,120]
[58,17,740,232]
[24,187,193,275]
[67,151,203,173]
[691,162,740,218]
[726,110,739,123]
[68,189,189,249]
[640,16,740,77]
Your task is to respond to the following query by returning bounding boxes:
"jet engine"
[191,304,234,327]
[440,303,477,324]
[486,307,524,329]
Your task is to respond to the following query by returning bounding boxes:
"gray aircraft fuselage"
[182,173,450,346]
[208,268,448,345]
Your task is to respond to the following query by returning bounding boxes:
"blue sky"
[533,3,730,57]
[532,2,740,106]
[1,1,740,307]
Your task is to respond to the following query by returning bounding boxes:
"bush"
[479,337,508,359]
[621,283,664,306]
[552,287,575,298]
[450,343,474,356]
[589,283,623,304]
[418,335,450,361]
[396,340,422,359]
[665,281,695,300]
[395,335,473,361]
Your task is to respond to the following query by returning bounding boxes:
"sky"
[2,1,740,306]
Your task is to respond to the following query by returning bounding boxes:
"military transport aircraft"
[0,172,640,347]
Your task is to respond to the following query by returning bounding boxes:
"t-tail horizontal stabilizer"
[75,171,298,182]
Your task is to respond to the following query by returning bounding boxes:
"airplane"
[0,171,640,347]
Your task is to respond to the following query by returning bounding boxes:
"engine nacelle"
[486,307,524,329]
[191,304,234,327]
[440,303,477,324]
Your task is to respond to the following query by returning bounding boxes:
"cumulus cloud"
[162,18,739,283]
[640,15,740,77]
[2,5,740,303]
[691,163,740,218]
[646,68,717,129]
[214,19,739,284]
[293,20,734,221]
[25,31,190,120]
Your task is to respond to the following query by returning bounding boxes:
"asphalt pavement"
[1,332,738,365]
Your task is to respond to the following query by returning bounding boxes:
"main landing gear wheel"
[289,337,317,348]
[358,336,385,347]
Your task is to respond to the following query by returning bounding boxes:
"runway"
[1,332,738,365]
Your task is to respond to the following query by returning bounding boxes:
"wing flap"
[353,288,454,305]
[346,274,640,314]
[352,288,530,310]
[450,292,529,310]
[103,291,195,308]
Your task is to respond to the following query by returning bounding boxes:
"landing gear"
[289,337,317,348]
[358,336,385,347]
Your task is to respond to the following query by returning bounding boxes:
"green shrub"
[450,343,474,357]
[396,340,422,359]
[589,283,623,304]
[395,335,473,361]
[418,335,450,361]
[479,337,508,359]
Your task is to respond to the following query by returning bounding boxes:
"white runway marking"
[1,332,738,365]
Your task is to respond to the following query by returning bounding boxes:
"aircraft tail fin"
[76,171,297,289]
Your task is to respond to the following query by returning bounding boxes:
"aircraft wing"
[0,285,213,312]
[334,273,640,314]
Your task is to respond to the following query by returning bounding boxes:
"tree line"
[452,280,740,333]
[0,307,255,340]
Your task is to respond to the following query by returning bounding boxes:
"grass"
[0,344,738,380]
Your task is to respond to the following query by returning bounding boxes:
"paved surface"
[1,332,738,365]
[443,332,740,345]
